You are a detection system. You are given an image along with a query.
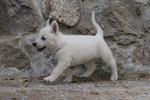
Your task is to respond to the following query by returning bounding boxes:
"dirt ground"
[0,77,150,100]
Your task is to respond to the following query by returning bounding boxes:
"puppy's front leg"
[63,67,72,82]
[44,61,70,82]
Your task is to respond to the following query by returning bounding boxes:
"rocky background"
[0,0,150,80]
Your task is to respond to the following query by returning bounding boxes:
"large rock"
[0,35,30,70]
[0,0,50,78]
[42,0,80,26]
[0,0,43,36]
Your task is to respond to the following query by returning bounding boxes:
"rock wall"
[0,0,150,79]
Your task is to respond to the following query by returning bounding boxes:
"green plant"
[94,59,128,80]
[94,58,111,80]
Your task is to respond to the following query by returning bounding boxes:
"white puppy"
[33,12,118,82]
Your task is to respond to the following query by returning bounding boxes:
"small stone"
[117,35,137,45]
[135,4,142,16]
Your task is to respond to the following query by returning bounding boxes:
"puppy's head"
[32,20,60,52]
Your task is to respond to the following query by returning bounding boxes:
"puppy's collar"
[51,43,66,58]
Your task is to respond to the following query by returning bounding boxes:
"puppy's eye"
[41,36,46,40]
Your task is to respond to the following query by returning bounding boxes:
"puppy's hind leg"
[109,58,118,81]
[63,67,72,82]
[80,60,96,78]
[102,56,118,81]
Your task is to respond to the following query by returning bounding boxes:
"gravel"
[0,78,150,100]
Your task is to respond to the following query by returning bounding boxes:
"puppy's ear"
[46,19,50,26]
[51,20,59,34]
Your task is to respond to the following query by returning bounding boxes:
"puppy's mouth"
[37,46,46,52]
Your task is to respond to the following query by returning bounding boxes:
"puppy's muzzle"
[32,42,36,47]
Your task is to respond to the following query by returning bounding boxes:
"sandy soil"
[0,77,150,100]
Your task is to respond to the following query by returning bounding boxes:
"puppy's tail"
[91,12,103,37]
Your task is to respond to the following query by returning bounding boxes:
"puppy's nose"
[32,42,36,47]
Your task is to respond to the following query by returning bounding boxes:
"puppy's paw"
[63,78,72,83]
[80,75,86,78]
[110,74,118,81]
[44,76,55,82]
[80,74,89,78]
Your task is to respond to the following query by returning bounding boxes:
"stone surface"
[42,0,80,26]
[0,35,30,70]
[0,79,150,100]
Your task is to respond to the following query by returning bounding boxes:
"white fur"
[33,12,118,82]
